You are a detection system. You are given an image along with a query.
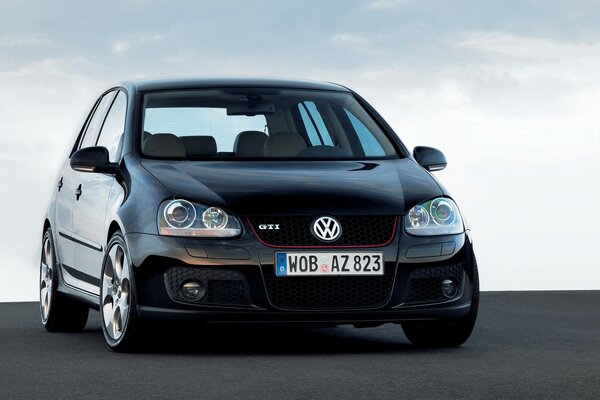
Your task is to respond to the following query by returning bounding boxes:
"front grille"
[165,266,251,306]
[247,216,397,247]
[262,265,396,310]
[404,264,465,305]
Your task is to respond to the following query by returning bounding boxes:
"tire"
[40,228,89,332]
[401,257,479,347]
[100,232,143,352]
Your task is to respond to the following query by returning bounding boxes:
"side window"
[344,109,386,156]
[97,91,127,162]
[79,91,116,150]
[297,101,334,146]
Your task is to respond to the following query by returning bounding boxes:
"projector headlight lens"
[405,197,464,236]
[430,198,456,226]
[164,200,196,228]
[158,199,241,237]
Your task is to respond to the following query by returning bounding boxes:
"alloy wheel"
[40,235,54,323]
[101,243,131,342]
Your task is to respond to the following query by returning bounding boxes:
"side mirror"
[413,146,447,171]
[70,146,118,174]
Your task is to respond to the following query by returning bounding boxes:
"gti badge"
[311,216,342,242]
[259,224,280,230]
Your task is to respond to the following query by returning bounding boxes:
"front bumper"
[125,226,476,324]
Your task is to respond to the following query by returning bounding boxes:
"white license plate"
[275,252,384,277]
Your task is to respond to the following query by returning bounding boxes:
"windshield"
[140,88,399,160]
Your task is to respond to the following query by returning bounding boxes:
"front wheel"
[401,258,479,347]
[100,232,143,352]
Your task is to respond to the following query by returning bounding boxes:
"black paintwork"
[43,76,475,323]
[413,146,447,171]
[140,158,442,216]
[127,76,350,93]
[71,146,118,174]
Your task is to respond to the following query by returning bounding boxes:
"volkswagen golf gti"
[40,77,479,351]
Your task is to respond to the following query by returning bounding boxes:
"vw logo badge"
[311,216,342,242]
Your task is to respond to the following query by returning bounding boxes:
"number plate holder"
[275,252,384,277]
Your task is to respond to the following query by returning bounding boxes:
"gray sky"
[1,0,599,301]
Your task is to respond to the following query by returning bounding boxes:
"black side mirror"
[413,146,447,171]
[70,146,118,174]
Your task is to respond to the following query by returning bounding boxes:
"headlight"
[158,199,242,237]
[404,197,464,236]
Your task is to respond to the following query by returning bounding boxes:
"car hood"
[140,159,443,216]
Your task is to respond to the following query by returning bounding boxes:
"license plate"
[275,252,384,277]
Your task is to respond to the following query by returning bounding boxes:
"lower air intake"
[165,266,251,306]
[262,265,396,310]
[404,264,465,305]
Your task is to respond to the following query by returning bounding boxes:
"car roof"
[121,76,350,93]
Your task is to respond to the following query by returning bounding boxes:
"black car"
[40,77,479,351]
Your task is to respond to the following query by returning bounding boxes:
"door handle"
[57,177,63,192]
[75,184,82,200]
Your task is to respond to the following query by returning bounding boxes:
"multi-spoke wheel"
[40,234,54,324]
[40,227,89,332]
[101,232,141,352]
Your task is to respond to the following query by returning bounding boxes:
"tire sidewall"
[401,254,480,347]
[40,228,57,326]
[100,232,137,349]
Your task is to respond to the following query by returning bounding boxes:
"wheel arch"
[42,218,51,235]
[107,220,124,243]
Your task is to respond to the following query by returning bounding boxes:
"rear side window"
[345,109,386,156]
[97,91,127,162]
[298,101,334,146]
[79,91,116,149]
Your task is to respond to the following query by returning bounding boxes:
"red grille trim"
[246,216,398,249]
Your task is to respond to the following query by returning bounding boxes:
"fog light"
[180,280,206,301]
[441,277,457,298]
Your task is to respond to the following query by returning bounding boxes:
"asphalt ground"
[1,291,599,399]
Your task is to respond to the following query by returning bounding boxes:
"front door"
[60,90,116,294]
[72,90,127,288]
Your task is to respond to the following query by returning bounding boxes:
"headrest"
[264,132,307,157]
[234,130,269,157]
[180,135,217,157]
[143,133,185,158]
